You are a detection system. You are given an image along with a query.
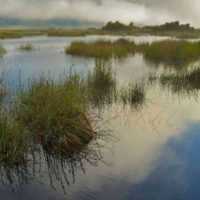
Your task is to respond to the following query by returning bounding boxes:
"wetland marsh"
[1,35,200,200]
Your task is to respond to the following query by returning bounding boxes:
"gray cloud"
[0,0,199,27]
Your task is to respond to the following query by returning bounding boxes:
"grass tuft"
[0,114,27,167]
[17,74,94,155]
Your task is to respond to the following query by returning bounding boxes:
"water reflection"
[1,36,200,199]
[86,59,116,108]
[0,125,114,195]
[149,67,200,99]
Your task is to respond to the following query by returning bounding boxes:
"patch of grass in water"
[17,74,94,156]
[143,40,200,67]
[87,59,117,107]
[120,82,145,109]
[18,44,35,51]
[0,86,7,103]
[0,113,27,167]
[0,60,147,166]
[158,68,200,96]
[66,39,135,59]
[0,44,6,57]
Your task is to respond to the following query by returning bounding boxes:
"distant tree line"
[102,21,135,31]
[145,21,195,31]
[102,21,196,32]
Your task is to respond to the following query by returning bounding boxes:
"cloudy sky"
[0,0,200,27]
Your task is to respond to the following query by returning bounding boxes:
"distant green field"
[0,27,200,39]
[0,29,47,39]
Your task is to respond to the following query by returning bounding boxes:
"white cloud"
[0,0,200,27]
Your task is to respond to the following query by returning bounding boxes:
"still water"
[0,36,200,200]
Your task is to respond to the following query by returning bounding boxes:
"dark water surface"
[0,36,200,200]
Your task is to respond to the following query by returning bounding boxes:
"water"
[0,36,200,200]
[0,35,169,85]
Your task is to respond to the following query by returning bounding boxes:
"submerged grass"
[66,39,135,59]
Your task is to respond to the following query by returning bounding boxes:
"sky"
[0,0,200,27]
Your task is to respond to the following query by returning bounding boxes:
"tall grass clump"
[0,80,27,167]
[0,44,6,57]
[143,40,200,66]
[17,74,94,155]
[120,82,145,109]
[87,60,116,107]
[0,114,27,167]
[66,39,135,59]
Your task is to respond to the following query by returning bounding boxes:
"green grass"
[143,40,200,66]
[18,44,35,51]
[160,68,200,93]
[0,86,7,102]
[0,60,147,165]
[0,26,200,39]
[16,74,94,155]
[87,60,116,107]
[120,82,145,109]
[66,39,200,67]
[66,39,135,59]
[0,29,46,39]
[0,114,27,167]
[0,44,6,57]
[47,28,105,37]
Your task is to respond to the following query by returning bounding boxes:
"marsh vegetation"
[0,29,46,39]
[66,39,200,70]
[1,33,200,198]
[66,39,135,59]
[0,60,146,169]
[158,68,200,95]
[120,82,145,109]
[87,60,117,107]
[0,21,200,40]
[143,40,200,67]
[0,44,6,57]
[18,44,35,51]
[17,74,94,155]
